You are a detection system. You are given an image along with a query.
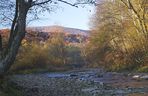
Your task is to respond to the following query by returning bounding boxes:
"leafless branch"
[1,13,13,22]
[32,0,52,6]
[32,0,96,8]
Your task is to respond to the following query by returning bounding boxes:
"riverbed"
[9,69,148,96]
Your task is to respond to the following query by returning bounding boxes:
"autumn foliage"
[85,0,148,72]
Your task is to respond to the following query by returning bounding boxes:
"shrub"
[11,41,49,72]
[138,66,148,72]
[10,32,85,73]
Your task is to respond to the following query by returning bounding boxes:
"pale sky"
[29,3,94,30]
[0,2,95,30]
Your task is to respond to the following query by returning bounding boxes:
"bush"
[138,66,148,72]
[10,32,85,73]
[85,0,148,72]
[11,33,68,72]
[11,41,49,72]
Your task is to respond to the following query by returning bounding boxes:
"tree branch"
[1,13,13,22]
[57,0,78,7]
[7,0,19,51]
[32,0,95,8]
[31,0,52,6]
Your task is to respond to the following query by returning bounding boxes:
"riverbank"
[3,69,147,96]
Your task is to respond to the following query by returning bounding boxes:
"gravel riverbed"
[8,69,148,96]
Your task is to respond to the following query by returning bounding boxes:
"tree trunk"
[0,0,29,76]
[0,35,2,51]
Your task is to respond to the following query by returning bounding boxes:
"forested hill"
[0,26,90,43]
[27,26,89,36]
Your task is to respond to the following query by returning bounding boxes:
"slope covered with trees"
[0,26,88,72]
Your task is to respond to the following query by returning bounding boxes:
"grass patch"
[10,68,49,74]
[138,66,148,72]
[9,67,70,75]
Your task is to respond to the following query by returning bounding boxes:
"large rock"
[132,75,148,80]
[140,75,148,80]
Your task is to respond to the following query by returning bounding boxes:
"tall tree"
[87,0,148,71]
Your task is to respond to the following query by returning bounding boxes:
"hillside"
[27,26,89,36]
[26,26,89,44]
[0,26,89,44]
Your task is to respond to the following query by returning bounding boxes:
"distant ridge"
[27,26,89,36]
[0,26,89,44]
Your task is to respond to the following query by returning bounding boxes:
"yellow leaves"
[21,39,28,47]
[87,0,148,71]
